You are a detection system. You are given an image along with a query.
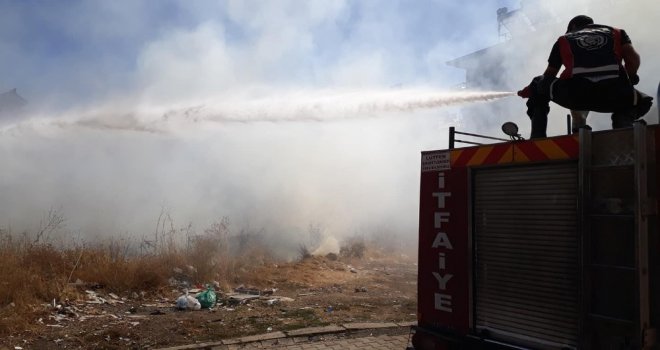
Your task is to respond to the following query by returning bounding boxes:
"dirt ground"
[1,253,417,350]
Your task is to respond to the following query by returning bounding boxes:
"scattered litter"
[107,298,124,305]
[261,288,277,296]
[234,285,261,295]
[50,314,67,323]
[265,296,294,306]
[195,286,217,309]
[19,250,416,348]
[53,303,81,318]
[141,302,171,308]
[176,293,201,310]
[85,290,107,304]
[87,282,105,290]
[228,294,260,304]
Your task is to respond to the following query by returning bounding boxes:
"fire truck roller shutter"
[474,162,579,349]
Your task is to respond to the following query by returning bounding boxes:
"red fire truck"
[411,121,659,349]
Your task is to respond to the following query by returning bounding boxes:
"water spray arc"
[188,90,516,124]
[1,89,515,134]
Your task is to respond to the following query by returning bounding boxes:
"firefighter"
[517,15,653,138]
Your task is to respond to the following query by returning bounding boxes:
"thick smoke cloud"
[1,0,657,256]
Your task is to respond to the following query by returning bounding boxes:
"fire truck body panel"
[414,124,659,349]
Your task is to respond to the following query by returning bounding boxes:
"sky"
[1,0,658,256]
[0,0,517,107]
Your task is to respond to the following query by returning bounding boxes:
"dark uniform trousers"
[525,75,653,138]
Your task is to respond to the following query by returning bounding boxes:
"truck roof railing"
[450,115,578,149]
[448,126,510,149]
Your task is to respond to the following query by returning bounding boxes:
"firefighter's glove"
[630,73,640,85]
[517,85,532,98]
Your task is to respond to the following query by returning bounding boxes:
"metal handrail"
[449,127,510,149]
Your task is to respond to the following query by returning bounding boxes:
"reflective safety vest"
[558,24,624,82]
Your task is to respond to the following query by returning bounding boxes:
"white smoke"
[0,87,507,255]
[3,0,657,256]
[312,236,340,256]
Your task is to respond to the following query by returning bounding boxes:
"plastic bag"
[196,286,217,309]
[176,292,201,310]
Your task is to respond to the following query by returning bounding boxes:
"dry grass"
[0,215,413,337]
[0,222,276,336]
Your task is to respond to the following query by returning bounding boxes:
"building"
[0,88,27,118]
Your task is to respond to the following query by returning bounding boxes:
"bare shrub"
[33,207,65,244]
[204,216,230,242]
[339,237,366,259]
[179,217,233,283]
[185,235,224,283]
[297,244,311,261]
[307,223,323,251]
[73,241,173,293]
[210,225,277,285]
[224,241,276,286]
[231,226,265,254]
